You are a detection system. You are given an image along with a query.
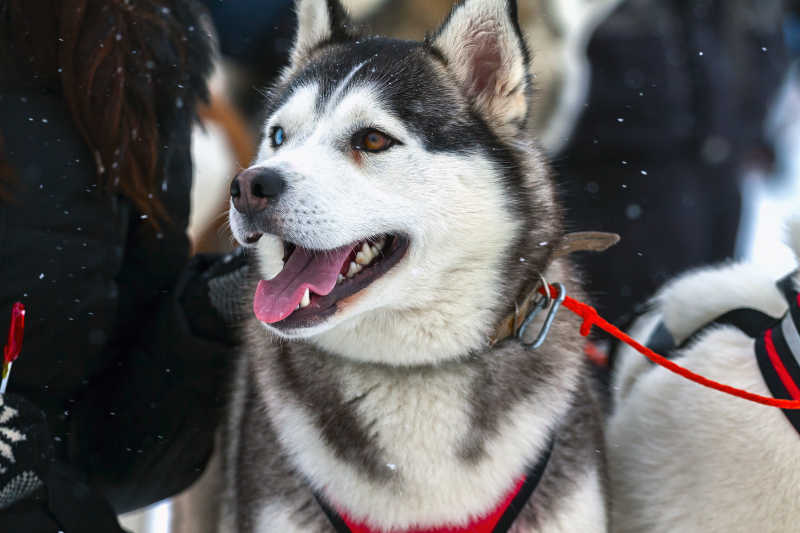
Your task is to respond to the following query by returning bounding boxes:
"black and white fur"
[223,1,607,531]
[607,222,800,533]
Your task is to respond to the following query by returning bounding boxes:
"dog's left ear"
[432,0,531,136]
[291,0,353,66]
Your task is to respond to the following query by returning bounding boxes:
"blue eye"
[271,126,285,148]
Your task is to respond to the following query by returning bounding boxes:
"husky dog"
[223,1,608,531]
[607,224,800,533]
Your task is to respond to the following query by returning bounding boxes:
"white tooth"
[337,274,345,283]
[347,261,362,278]
[355,251,372,265]
[370,245,380,257]
[356,244,374,265]
[374,238,385,251]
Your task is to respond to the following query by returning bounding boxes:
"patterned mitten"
[0,394,53,510]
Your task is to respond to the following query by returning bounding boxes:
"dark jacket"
[556,0,788,322]
[0,1,233,527]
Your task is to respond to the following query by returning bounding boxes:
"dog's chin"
[259,319,334,340]
[251,233,410,335]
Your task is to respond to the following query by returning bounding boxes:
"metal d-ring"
[518,282,566,349]
[514,272,551,326]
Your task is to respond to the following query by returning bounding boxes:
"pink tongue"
[254,245,354,323]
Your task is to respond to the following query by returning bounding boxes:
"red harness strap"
[761,328,800,401]
[315,438,554,533]
[334,479,524,533]
[753,276,800,432]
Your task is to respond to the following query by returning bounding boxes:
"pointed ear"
[291,0,353,66]
[432,0,531,136]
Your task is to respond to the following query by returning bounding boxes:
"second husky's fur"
[608,224,800,533]
[222,1,608,531]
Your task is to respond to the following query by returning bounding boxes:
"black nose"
[231,167,286,214]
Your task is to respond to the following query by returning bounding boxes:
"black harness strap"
[645,308,780,356]
[489,437,553,533]
[315,493,353,533]
[644,272,800,435]
[313,436,555,533]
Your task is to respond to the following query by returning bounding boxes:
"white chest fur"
[258,357,566,531]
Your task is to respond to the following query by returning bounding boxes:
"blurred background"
[114,0,798,530]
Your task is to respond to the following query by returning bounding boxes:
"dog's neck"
[256,311,585,530]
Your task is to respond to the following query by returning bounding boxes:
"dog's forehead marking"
[326,59,369,112]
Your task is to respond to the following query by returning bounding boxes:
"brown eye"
[353,129,394,153]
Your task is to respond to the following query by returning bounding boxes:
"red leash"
[543,285,800,410]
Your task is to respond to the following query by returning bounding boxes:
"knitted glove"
[0,394,53,511]
[206,247,250,324]
[179,246,250,345]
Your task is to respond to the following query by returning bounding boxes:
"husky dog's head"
[229,0,563,365]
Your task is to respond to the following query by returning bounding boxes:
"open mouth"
[253,234,410,329]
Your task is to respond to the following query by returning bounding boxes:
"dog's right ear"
[291,0,352,66]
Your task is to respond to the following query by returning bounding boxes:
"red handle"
[4,302,25,364]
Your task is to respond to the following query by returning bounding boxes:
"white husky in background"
[608,222,800,533]
[222,0,609,532]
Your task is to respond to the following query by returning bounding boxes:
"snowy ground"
[737,63,800,272]
[119,501,171,533]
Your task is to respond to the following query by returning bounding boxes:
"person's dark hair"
[0,0,212,225]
